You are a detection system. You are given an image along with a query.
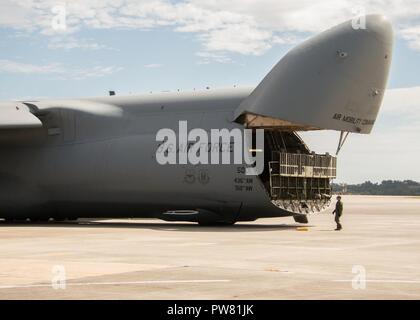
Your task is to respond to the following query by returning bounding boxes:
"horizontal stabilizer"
[0,103,42,129]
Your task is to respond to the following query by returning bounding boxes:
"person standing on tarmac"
[332,196,343,231]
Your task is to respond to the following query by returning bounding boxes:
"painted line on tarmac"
[333,279,420,284]
[0,279,231,290]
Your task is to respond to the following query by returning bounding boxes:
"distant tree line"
[332,180,420,196]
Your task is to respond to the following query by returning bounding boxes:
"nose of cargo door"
[235,14,394,134]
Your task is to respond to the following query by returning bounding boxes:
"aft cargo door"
[234,16,393,134]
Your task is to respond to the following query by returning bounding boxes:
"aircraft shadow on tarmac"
[0,219,312,233]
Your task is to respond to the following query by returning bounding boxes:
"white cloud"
[2,1,420,56]
[382,86,420,116]
[400,26,420,52]
[196,52,233,64]
[119,0,275,55]
[144,63,163,68]
[0,59,123,80]
[69,65,123,80]
[0,59,64,74]
[47,37,107,50]
[199,24,273,55]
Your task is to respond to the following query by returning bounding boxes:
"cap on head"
[337,196,342,200]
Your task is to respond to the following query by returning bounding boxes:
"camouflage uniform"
[333,200,343,230]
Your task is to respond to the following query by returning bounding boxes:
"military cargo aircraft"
[0,15,393,225]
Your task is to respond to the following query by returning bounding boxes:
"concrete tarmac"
[1,195,420,300]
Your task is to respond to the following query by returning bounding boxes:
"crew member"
[332,196,343,231]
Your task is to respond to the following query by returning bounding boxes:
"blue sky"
[1,0,420,183]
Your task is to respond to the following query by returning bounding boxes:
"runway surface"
[1,195,420,300]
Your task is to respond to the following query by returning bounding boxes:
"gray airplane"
[0,15,393,225]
